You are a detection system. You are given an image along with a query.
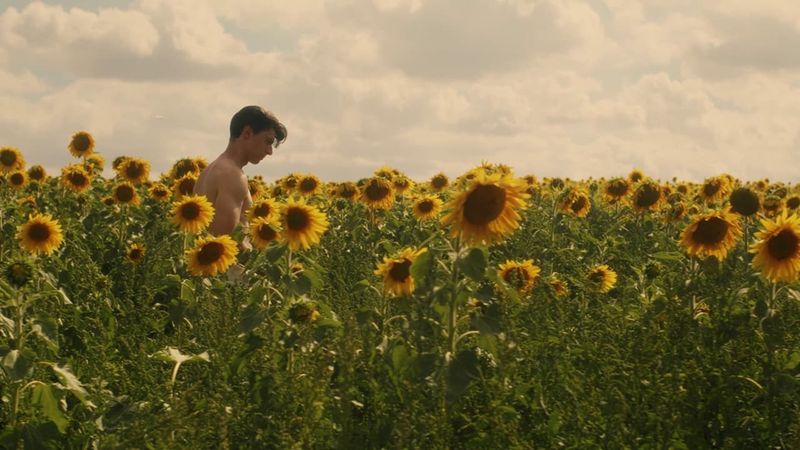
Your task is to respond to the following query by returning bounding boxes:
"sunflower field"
[2,136,800,449]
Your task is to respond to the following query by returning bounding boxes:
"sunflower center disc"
[29,223,51,242]
[768,229,799,261]
[366,181,389,201]
[0,151,16,166]
[571,197,587,213]
[125,164,143,180]
[418,200,434,213]
[130,249,143,260]
[254,204,271,217]
[30,168,43,180]
[11,174,24,185]
[589,271,605,283]
[300,179,317,192]
[197,242,224,265]
[68,172,87,187]
[73,135,91,152]
[703,182,720,197]
[432,177,447,189]
[730,189,759,216]
[389,259,412,282]
[464,184,506,226]
[117,186,134,202]
[182,203,200,220]
[636,184,660,208]
[693,217,729,245]
[787,197,800,210]
[179,179,195,195]
[607,181,628,197]
[287,208,310,231]
[258,224,277,241]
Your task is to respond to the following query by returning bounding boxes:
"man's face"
[243,127,277,164]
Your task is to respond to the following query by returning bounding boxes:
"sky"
[1,0,799,183]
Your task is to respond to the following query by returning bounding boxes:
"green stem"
[447,235,461,358]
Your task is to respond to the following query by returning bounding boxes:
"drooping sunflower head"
[440,172,529,245]
[171,194,215,234]
[68,131,95,158]
[374,247,427,297]
[112,156,130,171]
[412,195,443,222]
[558,189,591,218]
[185,234,239,277]
[547,274,569,298]
[729,187,760,217]
[628,169,644,183]
[117,157,150,185]
[0,146,25,173]
[8,170,28,189]
[359,177,395,210]
[27,165,46,182]
[748,210,800,283]
[279,197,329,251]
[336,181,358,199]
[393,176,414,194]
[172,173,198,199]
[250,216,282,250]
[662,202,687,224]
[127,243,145,264]
[3,257,35,288]
[60,164,93,193]
[297,174,321,196]
[149,183,171,202]
[248,177,266,198]
[171,157,201,179]
[631,179,663,212]
[112,182,140,206]
[374,166,399,181]
[786,195,800,211]
[497,259,541,296]
[429,173,449,192]
[84,153,105,174]
[17,213,64,256]
[587,264,617,294]
[679,210,742,261]
[603,177,630,203]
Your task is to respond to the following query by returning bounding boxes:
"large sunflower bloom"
[497,259,541,295]
[359,177,396,210]
[171,195,215,234]
[374,247,427,297]
[587,264,617,294]
[0,146,25,173]
[279,197,329,251]
[729,187,760,217]
[61,164,93,193]
[297,174,322,197]
[412,195,443,222]
[679,210,742,261]
[185,234,239,277]
[250,216,282,250]
[112,182,140,206]
[68,131,95,158]
[117,157,150,185]
[749,211,800,283]
[440,171,529,245]
[631,179,663,212]
[17,213,64,256]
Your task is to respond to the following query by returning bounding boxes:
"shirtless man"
[194,105,287,277]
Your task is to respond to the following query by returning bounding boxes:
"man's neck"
[222,143,248,170]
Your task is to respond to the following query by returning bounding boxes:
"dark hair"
[229,105,287,146]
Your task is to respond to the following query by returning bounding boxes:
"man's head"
[229,105,287,164]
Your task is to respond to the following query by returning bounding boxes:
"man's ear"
[241,126,253,139]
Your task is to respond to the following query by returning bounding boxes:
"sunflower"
[27,165,46,182]
[729,187,760,217]
[497,259,541,295]
[288,299,321,323]
[171,195,215,234]
[127,243,145,264]
[631,179,663,212]
[662,202,687,224]
[8,170,28,189]
[336,182,358,199]
[279,197,329,251]
[248,177,266,198]
[603,177,630,204]
[374,247,427,297]
[112,156,130,171]
[429,173,449,192]
[172,173,198,199]
[700,176,731,204]
[587,264,617,294]
[102,196,115,206]
[374,166,399,180]
[112,182,140,206]
[280,173,299,192]
[17,213,64,256]
[149,183,171,202]
[117,157,150,185]
[762,195,783,217]
[440,171,529,245]
[412,195,443,222]
[393,176,414,195]
[61,164,93,193]
[0,146,25,173]
[359,177,395,210]
[748,211,800,283]
[786,196,800,211]
[3,258,34,288]
[68,131,95,158]
[679,210,742,261]
[171,158,201,179]
[297,174,321,197]
[17,195,36,209]
[248,197,278,222]
[250,216,282,250]
[559,189,591,218]
[84,153,105,174]
[628,169,644,183]
[185,234,239,277]
[547,274,569,297]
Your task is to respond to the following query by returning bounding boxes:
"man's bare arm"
[208,174,247,236]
